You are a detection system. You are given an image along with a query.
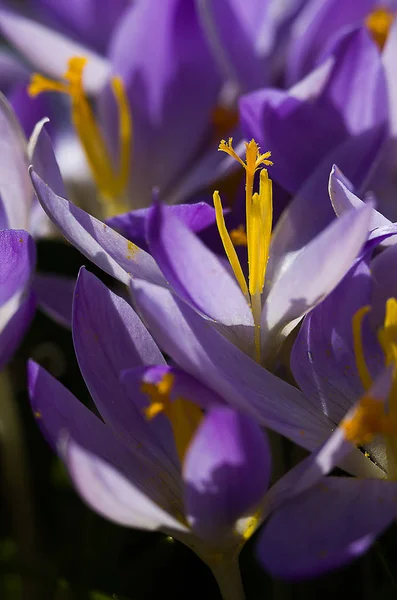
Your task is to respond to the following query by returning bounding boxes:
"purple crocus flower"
[28,138,384,481]
[28,264,381,596]
[252,181,397,579]
[27,266,271,598]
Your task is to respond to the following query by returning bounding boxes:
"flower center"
[28,56,132,217]
[141,372,203,465]
[214,138,273,363]
[365,7,395,50]
[343,298,397,476]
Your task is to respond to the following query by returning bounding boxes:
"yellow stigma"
[28,56,132,217]
[365,7,395,50]
[214,138,273,363]
[350,298,397,477]
[141,372,202,464]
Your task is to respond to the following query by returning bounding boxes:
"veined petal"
[73,268,179,467]
[0,9,110,94]
[66,438,188,533]
[261,203,373,349]
[0,93,32,230]
[30,169,166,287]
[0,230,36,306]
[258,476,397,580]
[265,125,386,291]
[147,203,253,333]
[286,0,374,84]
[100,0,221,207]
[131,280,336,450]
[28,361,184,520]
[184,405,271,543]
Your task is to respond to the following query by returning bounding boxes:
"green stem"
[0,368,42,598]
[207,556,245,600]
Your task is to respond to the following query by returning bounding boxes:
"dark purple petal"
[147,203,253,332]
[37,0,129,54]
[258,476,397,580]
[107,201,217,250]
[100,0,221,207]
[30,169,166,286]
[184,405,271,542]
[0,291,36,369]
[28,361,184,522]
[34,273,74,328]
[0,230,36,306]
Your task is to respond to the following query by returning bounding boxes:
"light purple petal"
[264,125,386,290]
[258,476,397,580]
[66,438,188,532]
[101,0,221,207]
[285,0,374,84]
[290,258,380,424]
[197,0,270,92]
[0,9,110,95]
[28,360,184,524]
[131,279,380,478]
[240,27,387,195]
[73,268,179,467]
[383,19,397,136]
[329,165,391,230]
[0,93,31,230]
[34,273,74,328]
[30,169,166,286]
[184,405,271,543]
[147,203,253,336]
[132,280,334,448]
[0,230,36,306]
[261,203,373,349]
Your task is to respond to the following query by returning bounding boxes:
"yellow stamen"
[230,225,247,247]
[213,191,250,303]
[351,298,397,478]
[141,372,202,464]
[216,138,273,363]
[28,56,132,217]
[342,395,397,445]
[365,7,395,50]
[352,305,373,391]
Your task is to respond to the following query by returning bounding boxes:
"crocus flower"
[28,265,381,597]
[250,177,397,579]
[28,266,272,599]
[28,139,383,480]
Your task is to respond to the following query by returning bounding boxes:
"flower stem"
[0,368,42,598]
[208,556,245,600]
